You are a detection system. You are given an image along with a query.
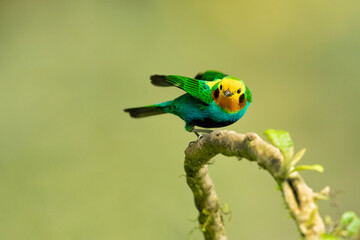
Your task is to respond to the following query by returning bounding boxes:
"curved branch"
[184,130,325,240]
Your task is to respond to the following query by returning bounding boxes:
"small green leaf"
[264,129,294,160]
[314,193,329,201]
[291,148,306,167]
[264,129,293,152]
[291,164,324,173]
[325,215,334,226]
[339,211,360,237]
[306,207,318,228]
[221,203,231,214]
[201,215,211,232]
[319,233,337,240]
[221,203,232,222]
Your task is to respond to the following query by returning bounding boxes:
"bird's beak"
[224,89,233,97]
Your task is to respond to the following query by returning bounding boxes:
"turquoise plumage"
[124,71,252,134]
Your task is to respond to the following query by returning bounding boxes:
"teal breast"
[170,94,250,128]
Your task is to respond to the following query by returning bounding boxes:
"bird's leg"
[186,125,212,143]
[192,128,213,134]
[191,128,212,141]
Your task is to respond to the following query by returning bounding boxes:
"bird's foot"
[188,135,203,146]
[186,128,212,146]
[192,129,212,141]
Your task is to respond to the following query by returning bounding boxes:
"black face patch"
[239,94,245,104]
[214,88,219,98]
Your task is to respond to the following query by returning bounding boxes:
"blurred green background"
[1,0,359,239]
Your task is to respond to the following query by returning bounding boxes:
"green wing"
[194,70,228,81]
[150,75,213,104]
[245,86,252,103]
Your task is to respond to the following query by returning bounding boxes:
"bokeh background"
[1,0,359,239]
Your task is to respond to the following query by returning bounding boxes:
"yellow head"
[210,77,248,113]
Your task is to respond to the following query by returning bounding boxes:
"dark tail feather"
[150,75,173,87]
[124,106,166,118]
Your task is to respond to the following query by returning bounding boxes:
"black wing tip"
[150,74,164,80]
[123,108,137,118]
[124,106,165,118]
[150,75,173,87]
[194,72,204,80]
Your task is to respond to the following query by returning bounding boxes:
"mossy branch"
[184,130,326,240]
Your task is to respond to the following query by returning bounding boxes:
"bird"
[124,71,252,136]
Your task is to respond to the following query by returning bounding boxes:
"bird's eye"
[220,85,222,90]
[237,88,241,94]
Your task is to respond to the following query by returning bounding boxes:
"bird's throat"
[213,95,243,113]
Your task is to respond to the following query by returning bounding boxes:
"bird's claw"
[188,134,205,146]
[188,141,196,146]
